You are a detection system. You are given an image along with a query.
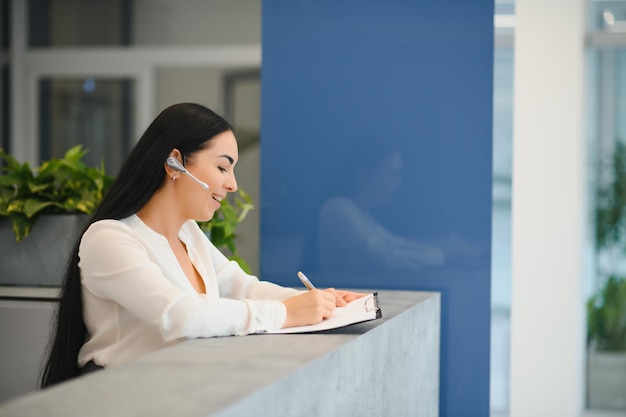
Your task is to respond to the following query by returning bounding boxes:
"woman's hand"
[281,289,369,328]
[282,289,336,328]
[323,288,367,307]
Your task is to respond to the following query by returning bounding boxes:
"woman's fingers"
[282,289,336,328]
[325,288,367,305]
[324,288,348,307]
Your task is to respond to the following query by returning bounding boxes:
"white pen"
[297,271,316,291]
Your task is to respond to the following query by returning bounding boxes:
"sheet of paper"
[266,292,381,334]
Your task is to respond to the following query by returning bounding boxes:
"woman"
[40,103,362,388]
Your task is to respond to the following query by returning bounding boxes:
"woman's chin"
[197,211,216,223]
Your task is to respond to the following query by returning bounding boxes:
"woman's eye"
[219,166,227,173]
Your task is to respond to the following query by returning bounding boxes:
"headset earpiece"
[164,156,209,190]
[166,156,186,172]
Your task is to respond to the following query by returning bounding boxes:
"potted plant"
[0,145,114,242]
[588,141,626,410]
[0,146,254,286]
[0,145,113,286]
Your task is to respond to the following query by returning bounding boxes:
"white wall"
[133,0,260,45]
[510,0,587,415]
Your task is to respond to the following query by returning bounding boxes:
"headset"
[165,156,209,190]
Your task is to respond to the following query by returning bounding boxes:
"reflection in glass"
[289,122,493,289]
[313,140,444,276]
[39,78,134,174]
[588,47,626,411]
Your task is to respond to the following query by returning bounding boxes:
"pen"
[297,271,316,291]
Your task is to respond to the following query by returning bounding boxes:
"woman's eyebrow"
[219,154,235,165]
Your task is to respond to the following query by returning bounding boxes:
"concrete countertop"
[0,290,440,417]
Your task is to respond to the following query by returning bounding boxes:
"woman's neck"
[136,191,186,243]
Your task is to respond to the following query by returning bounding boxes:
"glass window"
[1,67,8,153]
[491,47,514,415]
[1,0,8,49]
[223,68,261,149]
[27,0,260,47]
[28,0,130,47]
[1,0,8,153]
[587,46,626,412]
[38,78,135,174]
[491,2,515,415]
[589,0,626,32]
[587,1,626,413]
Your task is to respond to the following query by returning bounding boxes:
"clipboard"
[266,292,382,334]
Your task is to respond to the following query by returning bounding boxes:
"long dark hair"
[40,103,232,388]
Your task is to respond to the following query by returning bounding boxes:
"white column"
[510,0,587,415]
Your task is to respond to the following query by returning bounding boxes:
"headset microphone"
[166,156,209,190]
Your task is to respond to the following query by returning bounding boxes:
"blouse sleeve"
[79,220,288,339]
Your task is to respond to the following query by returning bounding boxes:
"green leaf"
[73,200,93,213]
[11,213,33,242]
[7,199,25,213]
[0,148,26,173]
[23,199,58,218]
[27,180,51,194]
[224,237,236,254]
[64,144,88,162]
[209,226,226,248]
[0,174,25,187]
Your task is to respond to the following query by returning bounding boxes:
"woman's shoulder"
[320,196,361,217]
[86,216,134,232]
[78,218,137,257]
[82,217,136,241]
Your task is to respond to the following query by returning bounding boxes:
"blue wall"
[261,1,493,415]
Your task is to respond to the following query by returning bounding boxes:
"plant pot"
[0,214,87,287]
[587,349,626,410]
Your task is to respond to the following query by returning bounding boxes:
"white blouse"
[77,214,299,368]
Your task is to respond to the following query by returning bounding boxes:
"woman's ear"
[164,148,184,179]
[169,148,183,161]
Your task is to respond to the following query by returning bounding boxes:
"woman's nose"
[225,173,238,192]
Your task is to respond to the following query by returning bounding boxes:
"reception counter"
[0,290,440,417]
